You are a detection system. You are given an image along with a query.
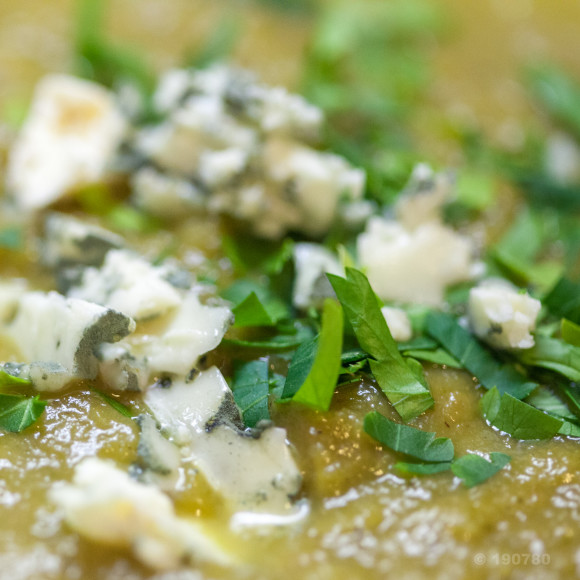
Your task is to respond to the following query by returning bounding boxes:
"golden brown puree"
[0,1,579,579]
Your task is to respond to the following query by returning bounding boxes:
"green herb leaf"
[451,452,511,488]
[481,387,563,440]
[222,280,289,328]
[0,369,32,389]
[364,411,454,462]
[526,386,577,422]
[395,461,452,475]
[231,359,270,427]
[0,394,47,432]
[426,312,536,399]
[293,299,343,411]
[329,269,433,421]
[544,278,580,325]
[518,335,580,382]
[222,323,315,352]
[281,337,318,399]
[92,388,134,418]
[562,318,580,347]
[401,348,462,368]
[456,170,496,210]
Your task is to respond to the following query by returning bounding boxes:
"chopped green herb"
[562,318,580,347]
[544,278,580,325]
[221,234,294,276]
[401,348,462,368]
[364,411,454,462]
[480,387,563,440]
[0,394,47,432]
[527,64,580,141]
[293,299,343,411]
[451,452,511,488]
[92,388,134,418]
[456,170,496,210]
[231,359,270,427]
[0,369,32,389]
[222,322,315,351]
[329,268,434,421]
[426,311,536,399]
[526,386,577,422]
[281,336,318,400]
[518,335,580,382]
[395,461,452,475]
[106,205,161,233]
[222,279,289,328]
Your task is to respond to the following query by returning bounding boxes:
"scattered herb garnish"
[231,359,270,427]
[92,388,135,418]
[0,394,47,432]
[481,387,563,440]
[293,299,343,411]
[329,269,434,421]
[0,369,32,389]
[450,453,511,488]
[364,412,454,463]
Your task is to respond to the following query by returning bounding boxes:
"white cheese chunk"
[292,243,342,310]
[42,212,125,269]
[4,291,135,391]
[381,306,413,342]
[143,291,233,376]
[395,163,454,230]
[468,280,541,349]
[131,167,206,218]
[50,458,230,570]
[6,75,126,210]
[357,217,475,306]
[264,137,365,236]
[145,367,303,519]
[68,249,182,321]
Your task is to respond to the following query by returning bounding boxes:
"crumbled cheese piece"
[544,132,580,185]
[468,280,541,349]
[131,167,206,218]
[146,367,302,518]
[42,213,125,269]
[135,97,257,178]
[68,249,182,320]
[4,291,135,391]
[143,291,232,376]
[97,342,150,392]
[357,217,475,306]
[50,458,230,570]
[198,148,249,189]
[263,137,365,236]
[395,163,454,230]
[134,414,182,491]
[6,75,126,210]
[381,306,413,342]
[292,243,342,310]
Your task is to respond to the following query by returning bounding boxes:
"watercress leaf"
[518,335,580,382]
[562,319,580,347]
[0,369,32,389]
[481,387,563,440]
[281,337,318,400]
[401,348,462,368]
[426,312,536,399]
[558,421,580,437]
[395,461,452,475]
[231,359,270,427]
[526,387,577,422]
[397,336,439,351]
[329,268,434,421]
[451,452,511,488]
[221,323,315,351]
[293,299,343,411]
[222,280,289,327]
[0,394,47,432]
[544,278,580,325]
[363,411,454,462]
[340,348,369,365]
[92,388,134,418]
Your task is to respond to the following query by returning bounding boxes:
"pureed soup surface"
[1,1,580,580]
